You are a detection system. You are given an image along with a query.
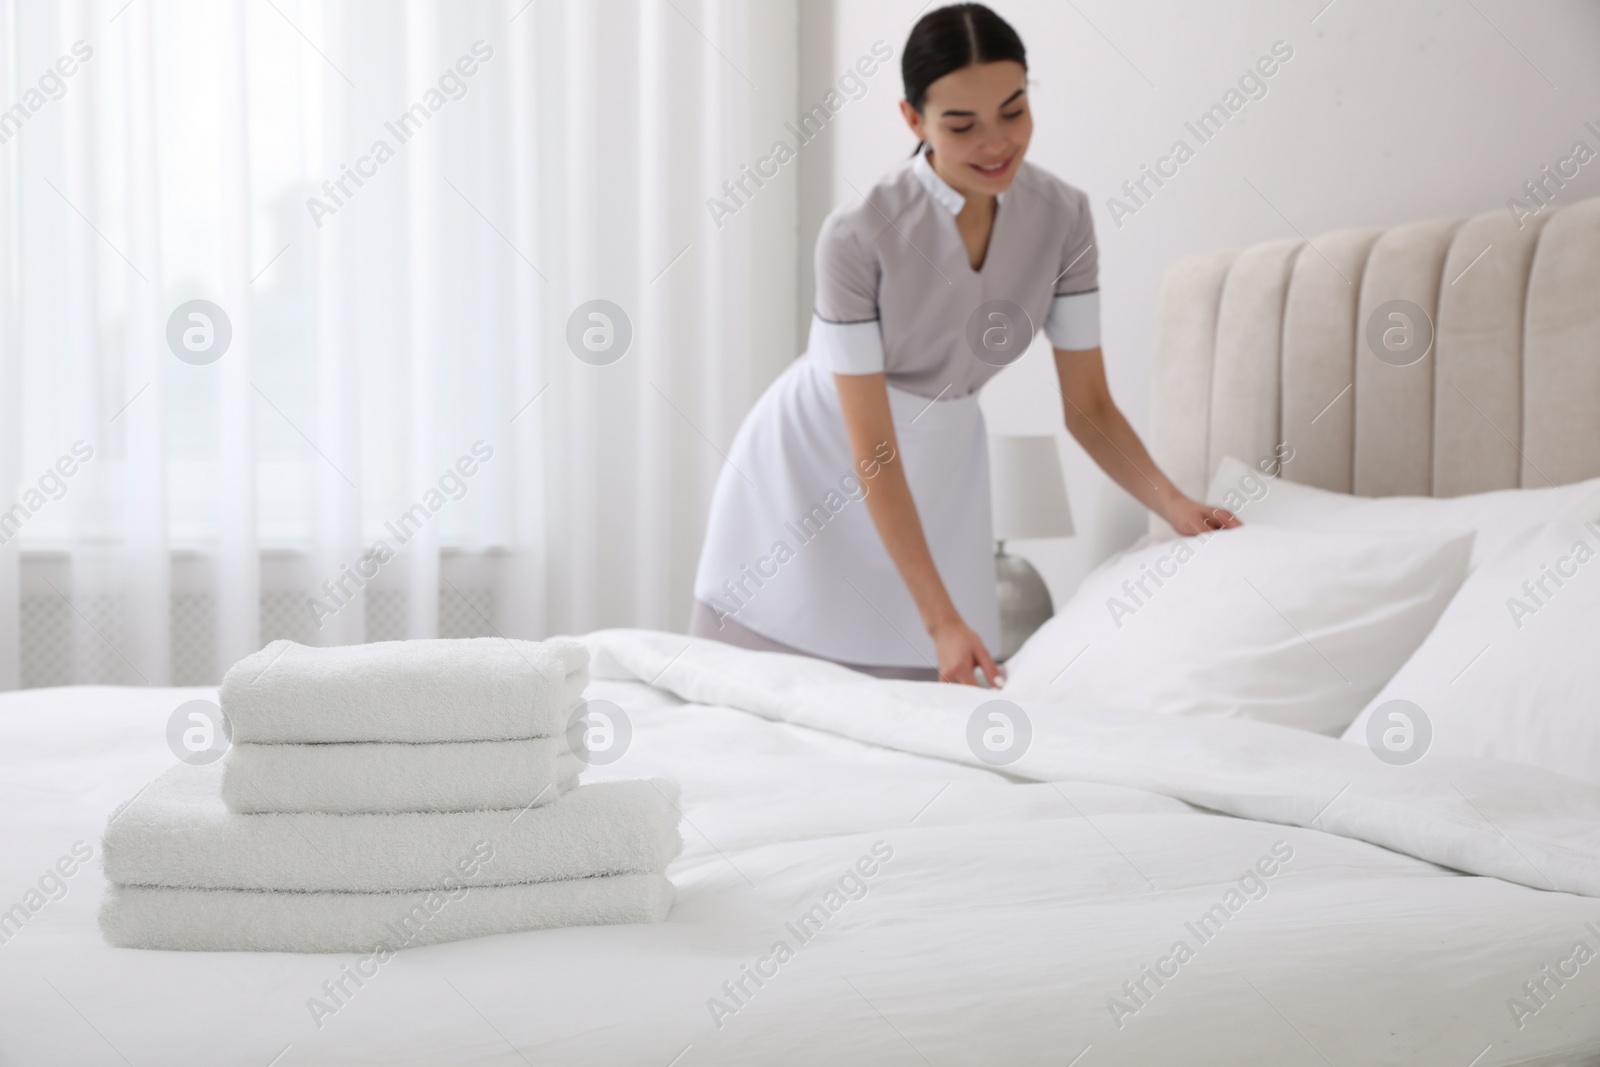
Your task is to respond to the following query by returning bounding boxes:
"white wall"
[800,0,1600,606]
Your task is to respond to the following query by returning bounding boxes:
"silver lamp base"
[995,543,1054,661]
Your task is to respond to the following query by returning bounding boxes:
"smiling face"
[900,60,1032,200]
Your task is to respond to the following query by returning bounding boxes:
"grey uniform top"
[806,141,1100,400]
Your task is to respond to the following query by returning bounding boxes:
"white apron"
[693,352,999,668]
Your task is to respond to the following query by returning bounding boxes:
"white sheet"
[587,630,1600,896]
[2,644,1598,1066]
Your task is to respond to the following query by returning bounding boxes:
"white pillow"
[1004,525,1472,735]
[1207,454,1600,571]
[1341,489,1600,783]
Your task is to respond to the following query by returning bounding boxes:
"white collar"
[912,143,1008,214]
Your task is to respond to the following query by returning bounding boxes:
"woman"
[691,3,1237,685]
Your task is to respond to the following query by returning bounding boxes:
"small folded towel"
[100,872,675,953]
[104,764,682,892]
[222,739,584,814]
[220,637,589,744]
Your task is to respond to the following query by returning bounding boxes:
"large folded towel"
[219,637,589,743]
[100,873,675,953]
[222,739,584,814]
[104,764,682,892]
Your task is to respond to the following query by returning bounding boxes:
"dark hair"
[902,4,1027,154]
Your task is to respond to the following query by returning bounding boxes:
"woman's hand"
[1053,347,1242,540]
[836,373,1004,685]
[1161,493,1241,536]
[931,617,1005,688]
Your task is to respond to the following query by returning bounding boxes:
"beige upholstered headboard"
[1148,196,1600,510]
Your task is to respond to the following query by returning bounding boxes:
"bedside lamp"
[990,435,1074,661]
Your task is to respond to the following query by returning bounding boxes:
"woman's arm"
[834,372,1003,687]
[1053,346,1240,535]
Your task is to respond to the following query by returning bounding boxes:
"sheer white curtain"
[0,0,14,689]
[0,0,798,688]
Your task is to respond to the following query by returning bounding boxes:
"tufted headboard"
[1148,196,1600,513]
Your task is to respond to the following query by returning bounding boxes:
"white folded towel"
[220,636,589,743]
[221,739,584,814]
[100,873,675,953]
[104,764,682,892]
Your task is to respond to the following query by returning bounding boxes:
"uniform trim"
[1045,290,1101,351]
[807,313,885,375]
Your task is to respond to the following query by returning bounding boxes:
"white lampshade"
[989,435,1074,541]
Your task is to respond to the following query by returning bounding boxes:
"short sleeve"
[1044,187,1101,351]
[809,214,885,375]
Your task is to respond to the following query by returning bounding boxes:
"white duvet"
[1,631,1598,1066]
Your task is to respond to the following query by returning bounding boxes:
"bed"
[3,197,1599,1066]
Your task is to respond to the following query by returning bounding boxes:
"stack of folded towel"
[99,637,681,953]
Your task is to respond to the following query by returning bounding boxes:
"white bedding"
[1000,523,1473,735]
[2,636,1599,1066]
